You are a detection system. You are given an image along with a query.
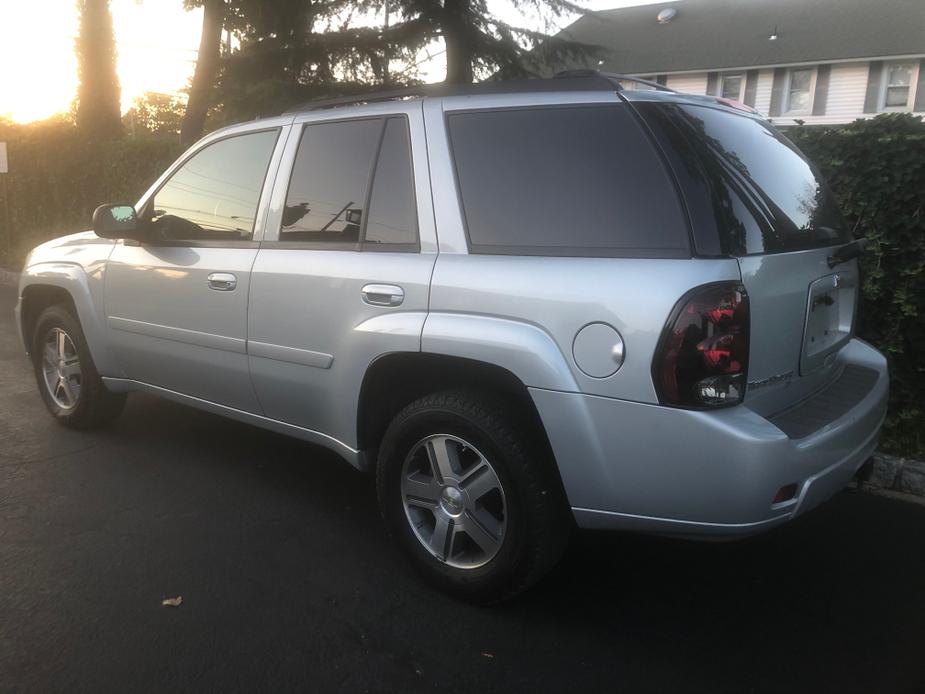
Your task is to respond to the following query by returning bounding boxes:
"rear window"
[642,102,849,256]
[447,105,690,258]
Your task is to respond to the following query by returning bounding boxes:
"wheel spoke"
[429,514,452,560]
[402,473,441,507]
[57,330,67,360]
[44,344,58,366]
[460,464,500,503]
[426,437,459,483]
[58,377,76,407]
[460,510,501,555]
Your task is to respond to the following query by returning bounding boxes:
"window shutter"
[743,69,759,106]
[914,59,925,112]
[769,67,787,116]
[812,64,831,115]
[864,61,884,113]
[706,72,719,95]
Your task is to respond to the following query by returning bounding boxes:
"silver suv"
[16,74,889,602]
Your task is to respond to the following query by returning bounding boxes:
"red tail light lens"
[653,282,749,408]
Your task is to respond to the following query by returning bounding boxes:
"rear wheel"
[31,305,126,429]
[376,390,570,604]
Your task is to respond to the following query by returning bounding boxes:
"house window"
[721,73,744,101]
[880,62,918,110]
[785,68,815,114]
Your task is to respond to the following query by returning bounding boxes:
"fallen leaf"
[162,596,183,607]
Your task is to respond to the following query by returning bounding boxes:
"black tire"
[376,389,571,604]
[31,304,126,429]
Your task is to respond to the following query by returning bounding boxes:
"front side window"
[786,68,815,113]
[721,74,744,101]
[881,63,916,109]
[280,116,417,246]
[447,105,690,257]
[148,130,279,242]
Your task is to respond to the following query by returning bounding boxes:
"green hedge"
[0,121,183,268]
[789,114,925,457]
[1,115,922,455]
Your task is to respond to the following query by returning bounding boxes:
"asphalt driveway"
[1,283,923,693]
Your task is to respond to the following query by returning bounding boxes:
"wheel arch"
[356,352,564,490]
[19,263,120,375]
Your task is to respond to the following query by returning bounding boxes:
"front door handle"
[361,283,404,307]
[207,272,237,291]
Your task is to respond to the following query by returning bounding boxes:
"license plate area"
[801,272,856,374]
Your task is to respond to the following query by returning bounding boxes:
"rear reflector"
[773,483,799,504]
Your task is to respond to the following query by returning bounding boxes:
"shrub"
[0,120,183,268]
[790,114,925,457]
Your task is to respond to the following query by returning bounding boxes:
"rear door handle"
[361,283,404,307]
[207,272,237,291]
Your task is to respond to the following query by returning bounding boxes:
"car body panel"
[426,254,741,402]
[538,338,887,537]
[246,101,437,448]
[17,232,120,374]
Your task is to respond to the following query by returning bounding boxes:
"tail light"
[653,282,749,408]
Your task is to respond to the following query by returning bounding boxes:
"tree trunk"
[75,0,122,137]
[181,0,225,146]
[443,0,473,84]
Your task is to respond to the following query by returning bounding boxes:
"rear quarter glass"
[635,102,851,257]
[446,104,691,258]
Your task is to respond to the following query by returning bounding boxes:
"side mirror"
[92,204,142,239]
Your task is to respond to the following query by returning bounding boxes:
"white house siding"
[753,69,775,115]
[664,73,709,95]
[658,61,924,126]
[771,61,872,126]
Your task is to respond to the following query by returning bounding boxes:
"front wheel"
[376,390,570,604]
[31,305,126,429]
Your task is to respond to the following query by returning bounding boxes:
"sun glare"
[0,0,202,124]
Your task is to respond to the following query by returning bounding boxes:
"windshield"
[652,103,850,255]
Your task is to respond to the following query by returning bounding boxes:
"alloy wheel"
[401,434,507,569]
[41,327,82,410]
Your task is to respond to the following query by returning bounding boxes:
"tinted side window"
[447,105,689,257]
[281,119,382,243]
[150,130,278,242]
[641,102,849,255]
[365,118,417,246]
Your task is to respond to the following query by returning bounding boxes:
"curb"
[0,267,19,288]
[856,452,925,499]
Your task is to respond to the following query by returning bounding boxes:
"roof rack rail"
[283,70,667,114]
[554,69,677,93]
[285,86,440,113]
[285,75,628,113]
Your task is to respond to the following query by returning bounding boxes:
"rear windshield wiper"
[827,238,868,268]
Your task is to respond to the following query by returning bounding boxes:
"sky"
[0,0,666,123]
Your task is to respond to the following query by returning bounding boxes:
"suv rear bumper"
[530,338,888,539]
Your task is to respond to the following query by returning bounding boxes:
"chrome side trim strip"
[107,316,246,354]
[101,377,362,469]
[247,340,334,369]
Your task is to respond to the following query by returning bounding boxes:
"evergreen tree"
[181,0,226,145]
[75,0,122,136]
[396,0,598,83]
